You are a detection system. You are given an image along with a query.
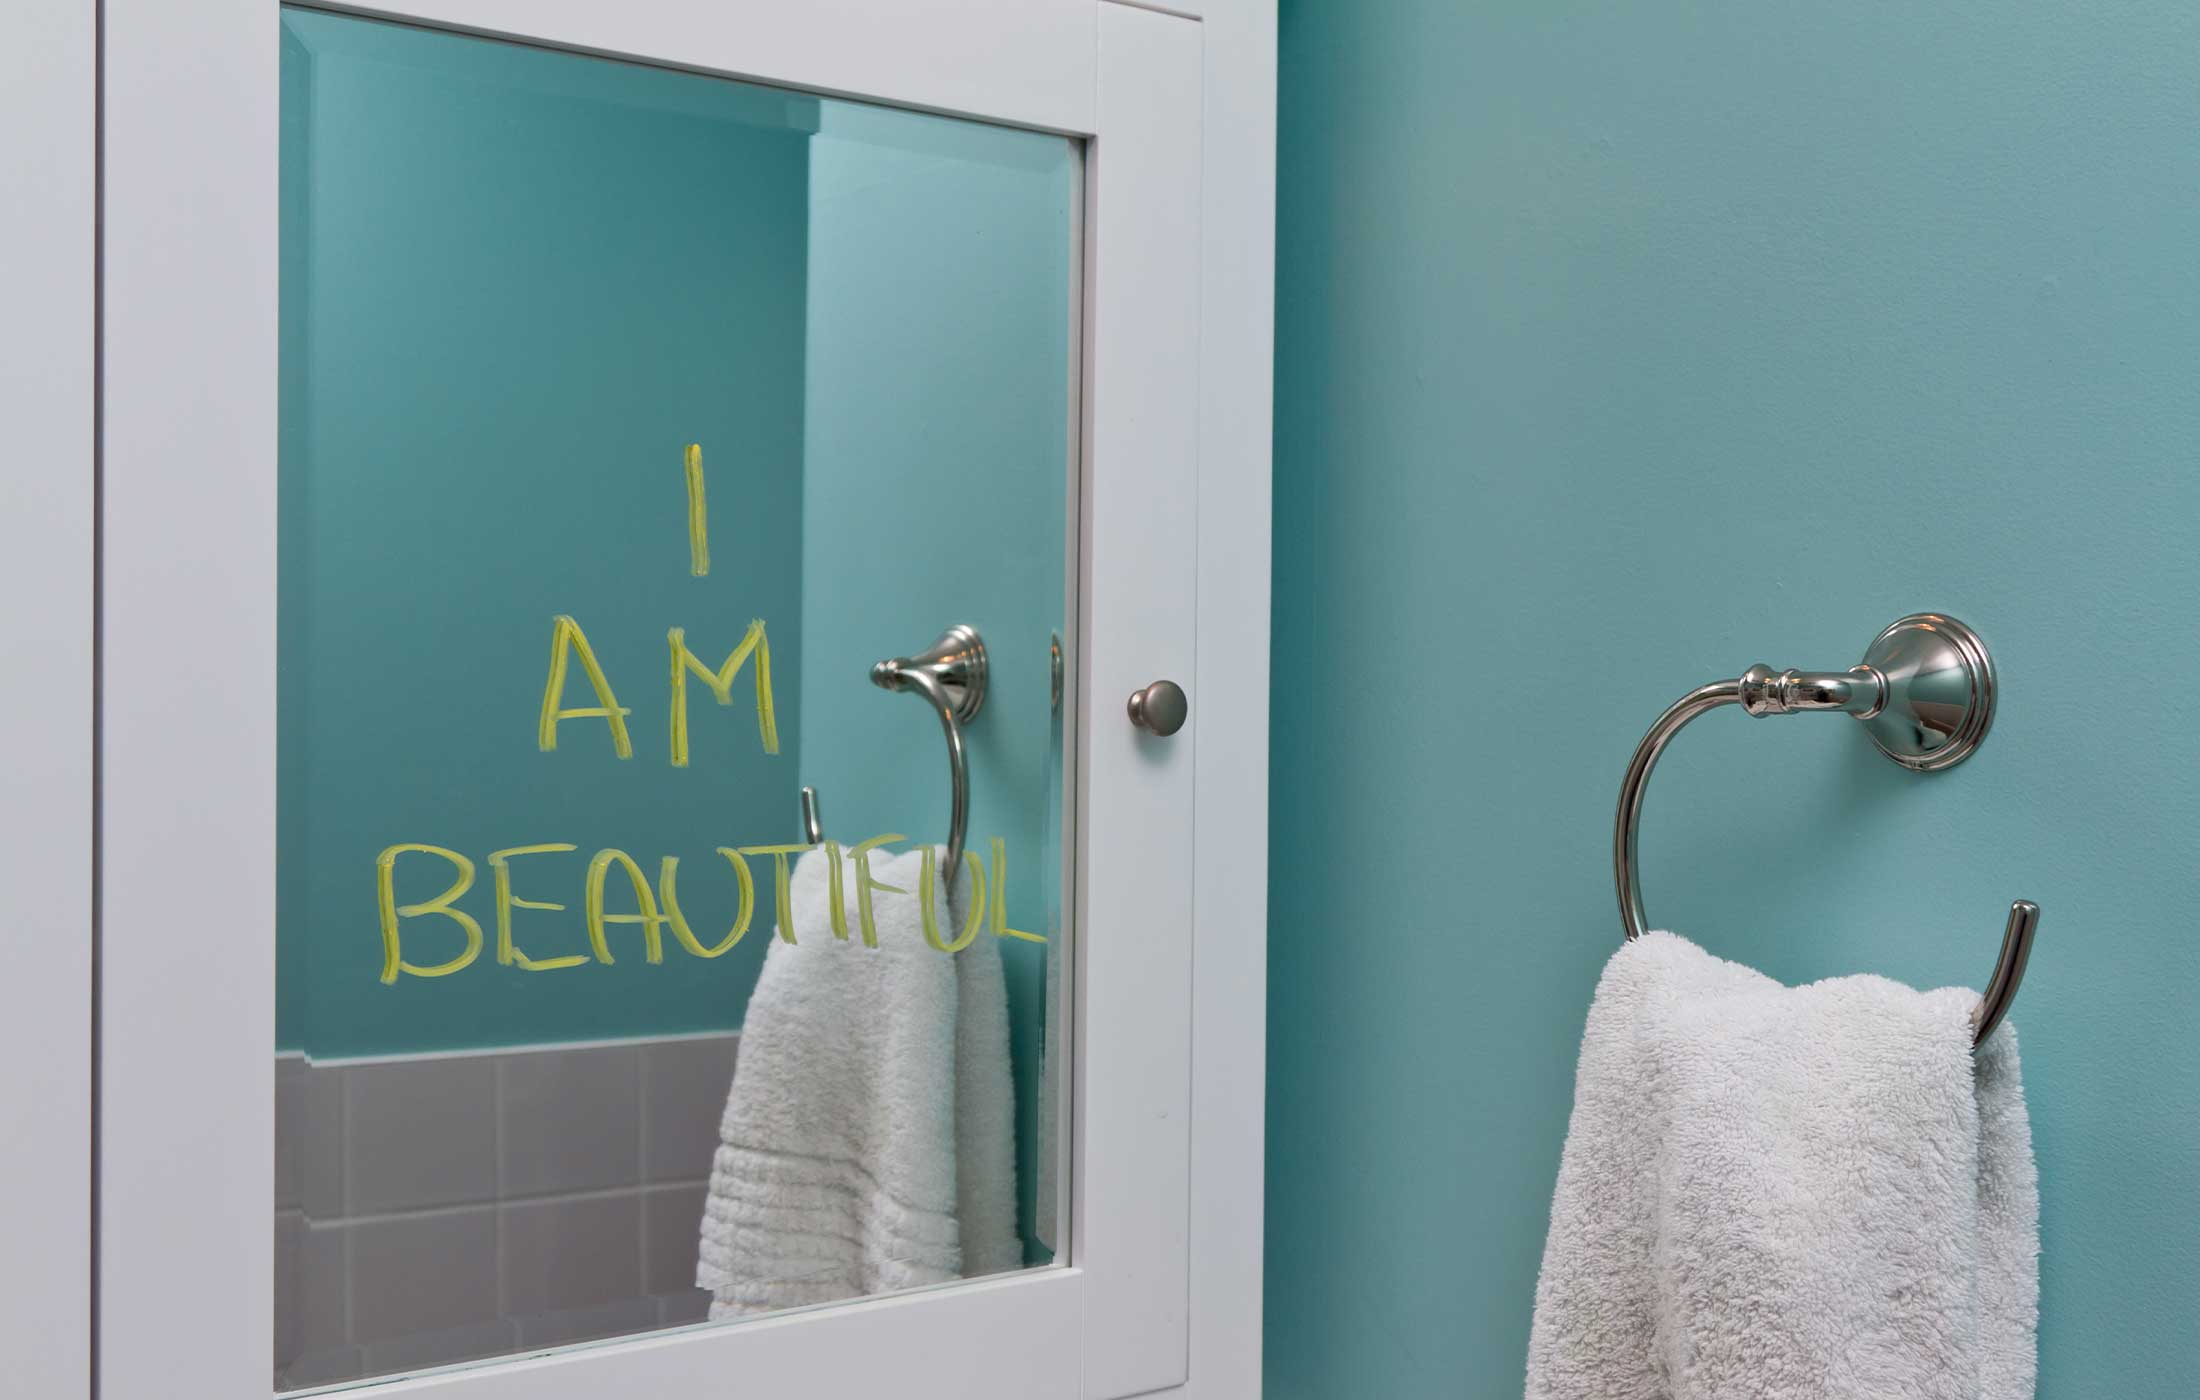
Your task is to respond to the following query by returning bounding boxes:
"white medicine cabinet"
[1,2,1273,1396]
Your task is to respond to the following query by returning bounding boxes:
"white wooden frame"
[0,3,96,1396]
[92,1,1272,1398]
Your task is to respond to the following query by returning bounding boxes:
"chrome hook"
[870,624,988,877]
[1972,900,2039,1044]
[1613,613,2039,1048]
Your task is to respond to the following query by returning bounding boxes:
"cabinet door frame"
[91,1,1273,1397]
[0,3,95,1397]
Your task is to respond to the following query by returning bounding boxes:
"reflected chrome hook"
[1614,614,2038,1048]
[871,624,988,876]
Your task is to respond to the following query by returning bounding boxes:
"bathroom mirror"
[275,7,1075,1387]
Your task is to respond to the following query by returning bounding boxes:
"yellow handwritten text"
[372,834,1042,982]
[848,833,908,949]
[683,443,709,577]
[821,840,848,939]
[488,843,588,970]
[667,621,779,765]
[917,846,989,954]
[376,844,485,983]
[988,837,1046,943]
[585,848,667,964]
[538,615,634,758]
[660,850,755,957]
[738,844,810,944]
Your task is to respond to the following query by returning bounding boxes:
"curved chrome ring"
[870,625,988,878]
[1613,629,2036,1049]
[1614,680,1742,944]
[896,668,972,876]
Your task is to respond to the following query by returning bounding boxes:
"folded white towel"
[952,865,1022,1279]
[697,844,1019,1315]
[1526,931,2039,1400]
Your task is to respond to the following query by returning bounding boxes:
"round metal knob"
[1127,679,1188,737]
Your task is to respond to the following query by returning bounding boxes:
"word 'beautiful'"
[376,836,1044,983]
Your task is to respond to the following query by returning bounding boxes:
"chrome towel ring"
[1613,613,2039,1047]
[871,624,988,877]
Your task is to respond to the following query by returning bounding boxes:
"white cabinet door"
[92,2,1267,1398]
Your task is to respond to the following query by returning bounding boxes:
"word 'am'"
[539,613,778,765]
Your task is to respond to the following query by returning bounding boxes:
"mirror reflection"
[276,8,1076,1388]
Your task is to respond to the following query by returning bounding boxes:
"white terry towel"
[1526,932,2039,1400]
[697,844,1020,1316]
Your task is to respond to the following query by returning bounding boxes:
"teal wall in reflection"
[278,11,813,1054]
[795,101,1076,1261]
[1268,2,2200,1395]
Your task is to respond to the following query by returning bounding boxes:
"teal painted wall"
[1268,3,2200,1396]
[796,101,1076,1260]
[279,11,814,1054]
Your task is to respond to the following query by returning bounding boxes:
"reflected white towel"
[1526,932,2039,1400]
[697,844,1018,1315]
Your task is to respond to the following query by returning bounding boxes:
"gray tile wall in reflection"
[274,1034,736,1390]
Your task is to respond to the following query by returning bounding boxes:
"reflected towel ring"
[1613,613,2039,1047]
[871,624,988,877]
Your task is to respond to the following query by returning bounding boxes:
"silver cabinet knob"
[1127,679,1188,736]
